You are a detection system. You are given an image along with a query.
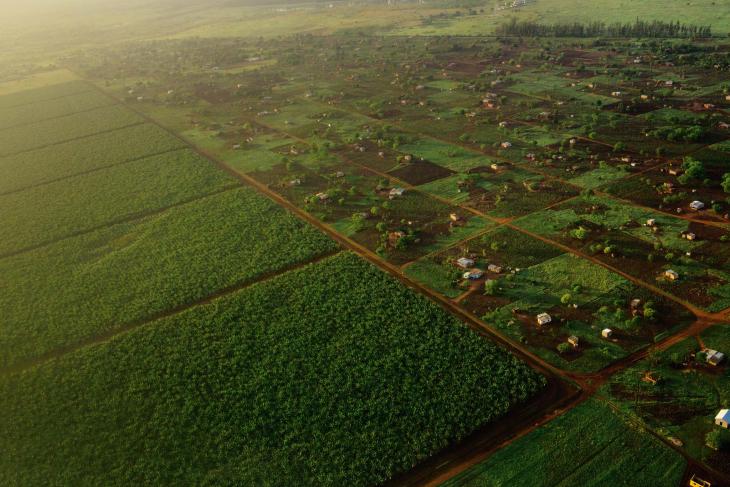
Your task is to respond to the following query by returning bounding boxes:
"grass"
[0,149,237,255]
[0,187,338,369]
[0,252,546,486]
[443,398,686,487]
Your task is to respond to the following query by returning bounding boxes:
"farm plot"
[602,324,730,476]
[0,187,338,370]
[0,123,185,194]
[443,399,687,487]
[0,89,116,130]
[0,149,238,256]
[0,79,91,109]
[0,253,546,486]
[0,104,142,156]
[514,195,730,310]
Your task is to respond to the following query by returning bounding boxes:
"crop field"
[603,324,730,476]
[0,89,115,130]
[0,103,143,156]
[0,123,185,195]
[443,398,687,486]
[0,253,546,486]
[0,187,339,370]
[0,148,238,256]
[0,79,91,108]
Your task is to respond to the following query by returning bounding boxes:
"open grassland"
[0,104,141,156]
[0,89,115,130]
[0,123,186,195]
[0,252,546,486]
[0,187,338,370]
[0,148,237,256]
[443,398,687,487]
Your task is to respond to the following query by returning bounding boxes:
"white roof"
[716,409,730,421]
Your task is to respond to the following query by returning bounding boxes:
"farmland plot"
[0,187,338,369]
[0,148,237,256]
[0,253,546,486]
[0,104,142,156]
[0,123,185,194]
[0,80,91,109]
[0,89,115,130]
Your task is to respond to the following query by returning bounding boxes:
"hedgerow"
[0,253,545,486]
[0,187,338,368]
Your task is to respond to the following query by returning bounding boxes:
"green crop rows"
[0,80,91,109]
[0,148,237,255]
[0,123,186,195]
[0,253,545,486]
[0,187,339,369]
[0,89,115,130]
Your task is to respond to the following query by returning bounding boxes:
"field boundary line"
[0,147,187,197]
[0,184,241,261]
[0,121,145,158]
[0,249,343,377]
[0,100,120,132]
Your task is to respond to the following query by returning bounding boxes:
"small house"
[601,328,613,338]
[315,192,330,202]
[536,313,552,326]
[463,269,484,280]
[567,336,579,348]
[690,200,705,211]
[611,91,622,96]
[640,94,649,101]
[716,409,730,428]
[389,187,406,199]
[456,257,475,269]
[449,213,463,223]
[726,95,730,101]
[664,269,679,281]
[335,171,345,178]
[491,162,508,171]
[705,349,726,366]
[288,178,302,187]
[681,231,697,241]
[500,141,512,149]
[668,167,683,176]
[646,218,656,227]
[498,121,509,128]
[487,264,503,274]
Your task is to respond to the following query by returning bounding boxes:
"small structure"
[668,167,683,176]
[463,269,484,280]
[500,141,512,149]
[642,371,660,385]
[498,121,509,128]
[456,257,475,269]
[602,328,613,338]
[690,200,705,211]
[491,162,508,171]
[630,298,642,309]
[536,313,552,326]
[487,264,503,274]
[664,269,679,281]
[567,336,580,348]
[449,213,462,223]
[689,474,712,487]
[646,218,657,227]
[716,409,730,429]
[288,178,302,187]
[315,192,330,202]
[335,171,345,178]
[681,231,697,241]
[611,91,622,96]
[389,187,406,199]
[705,349,726,366]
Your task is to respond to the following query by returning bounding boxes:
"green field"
[0,253,546,486]
[0,89,114,129]
[444,398,687,486]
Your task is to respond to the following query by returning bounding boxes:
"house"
[602,328,613,338]
[640,94,649,101]
[630,298,642,310]
[718,122,730,130]
[664,269,679,281]
[449,213,463,223]
[681,231,697,241]
[500,141,512,149]
[463,269,484,280]
[716,409,730,428]
[389,187,406,199]
[705,349,726,366]
[611,91,622,97]
[487,264,503,273]
[567,336,580,348]
[536,312,552,326]
[498,121,509,128]
[668,167,683,176]
[315,192,329,202]
[726,94,730,101]
[288,178,302,187]
[690,200,705,211]
[642,371,660,385]
[335,171,345,178]
[456,257,475,269]
[646,218,657,227]
[665,80,674,87]
[689,474,712,487]
[491,162,508,171]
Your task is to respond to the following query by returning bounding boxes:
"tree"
[561,293,572,304]
[706,428,730,451]
[484,279,499,296]
[557,342,571,354]
[722,173,730,193]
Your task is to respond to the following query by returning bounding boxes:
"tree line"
[496,18,712,38]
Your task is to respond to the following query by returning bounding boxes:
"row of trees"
[496,18,712,38]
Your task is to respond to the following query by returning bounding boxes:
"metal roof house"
[536,313,552,326]
[716,409,730,429]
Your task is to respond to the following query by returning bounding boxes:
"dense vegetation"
[0,104,141,156]
[0,149,237,255]
[0,253,546,486]
[0,89,114,129]
[0,123,185,194]
[496,18,712,38]
[444,399,686,486]
[0,187,339,369]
